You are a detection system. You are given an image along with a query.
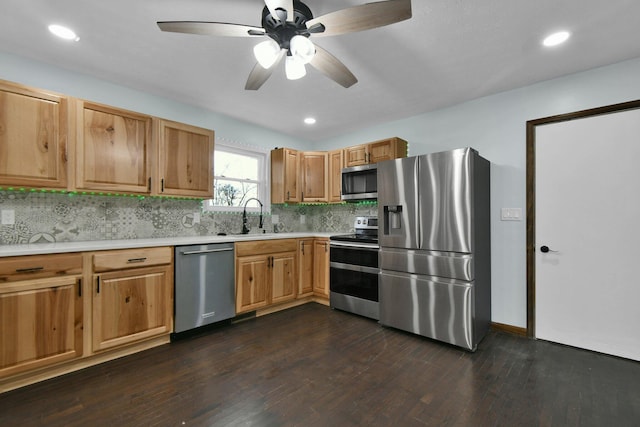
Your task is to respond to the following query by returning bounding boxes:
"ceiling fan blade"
[309,45,358,88]
[306,0,412,37]
[157,21,265,37]
[245,50,286,90]
[264,0,294,22]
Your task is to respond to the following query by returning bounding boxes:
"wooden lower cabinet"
[0,276,83,379]
[235,255,269,313]
[91,247,173,352]
[235,239,298,314]
[0,253,83,380]
[298,239,314,297]
[1,248,174,393]
[92,265,173,352]
[313,239,330,298]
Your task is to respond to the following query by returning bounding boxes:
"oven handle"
[330,262,380,275]
[329,241,379,250]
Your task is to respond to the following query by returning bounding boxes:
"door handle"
[540,245,558,253]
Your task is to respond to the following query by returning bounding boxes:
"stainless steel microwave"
[341,163,377,201]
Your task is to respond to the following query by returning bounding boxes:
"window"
[204,140,269,212]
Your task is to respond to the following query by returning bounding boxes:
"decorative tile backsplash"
[0,191,378,245]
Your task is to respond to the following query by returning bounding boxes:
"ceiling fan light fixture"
[254,39,281,68]
[290,35,315,64]
[285,56,306,80]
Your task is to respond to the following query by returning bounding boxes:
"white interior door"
[535,107,640,361]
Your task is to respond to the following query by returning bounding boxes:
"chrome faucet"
[241,197,264,234]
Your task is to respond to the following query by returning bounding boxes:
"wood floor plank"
[1,303,639,426]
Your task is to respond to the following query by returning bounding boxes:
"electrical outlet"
[271,214,279,224]
[300,214,306,225]
[193,212,200,224]
[1,209,15,225]
[501,208,522,221]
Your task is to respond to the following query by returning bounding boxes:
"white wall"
[4,49,640,328]
[322,57,640,327]
[0,52,311,152]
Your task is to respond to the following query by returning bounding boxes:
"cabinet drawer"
[235,239,298,257]
[0,253,83,283]
[92,247,172,272]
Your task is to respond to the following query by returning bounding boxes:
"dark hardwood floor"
[1,303,639,426]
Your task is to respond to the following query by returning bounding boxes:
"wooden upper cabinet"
[369,137,408,163]
[328,149,343,203]
[301,151,328,202]
[344,137,408,167]
[0,80,69,189]
[343,144,369,167]
[155,119,214,198]
[271,148,300,203]
[76,101,152,194]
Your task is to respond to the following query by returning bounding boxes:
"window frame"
[203,139,270,213]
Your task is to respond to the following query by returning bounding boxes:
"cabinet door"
[236,255,269,313]
[156,120,214,198]
[271,252,296,304]
[93,266,172,352]
[328,149,343,203]
[0,276,82,378]
[0,81,69,189]
[301,151,328,202]
[271,148,300,203]
[344,144,369,167]
[313,239,330,297]
[369,137,408,163]
[77,102,152,193]
[298,239,314,297]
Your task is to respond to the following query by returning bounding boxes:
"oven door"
[330,240,379,308]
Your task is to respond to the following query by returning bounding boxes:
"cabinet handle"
[287,191,290,200]
[161,179,165,193]
[148,177,152,191]
[269,256,273,268]
[78,278,82,297]
[301,191,304,200]
[301,243,305,255]
[96,276,101,294]
[15,266,44,273]
[324,242,328,252]
[127,257,147,263]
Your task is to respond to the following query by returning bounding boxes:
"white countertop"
[0,232,337,257]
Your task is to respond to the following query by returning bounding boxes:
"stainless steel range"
[329,217,379,320]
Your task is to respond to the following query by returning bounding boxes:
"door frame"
[525,99,640,338]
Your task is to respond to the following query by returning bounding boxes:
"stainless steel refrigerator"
[377,147,491,351]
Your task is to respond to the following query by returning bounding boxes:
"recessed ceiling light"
[304,117,316,125]
[542,31,570,47]
[48,24,80,41]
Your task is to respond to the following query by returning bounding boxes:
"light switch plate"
[501,208,522,221]
[1,209,15,225]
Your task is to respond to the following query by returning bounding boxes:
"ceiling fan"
[157,0,412,90]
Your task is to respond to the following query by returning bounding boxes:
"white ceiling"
[2,0,640,142]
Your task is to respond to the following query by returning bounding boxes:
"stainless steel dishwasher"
[174,243,235,333]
